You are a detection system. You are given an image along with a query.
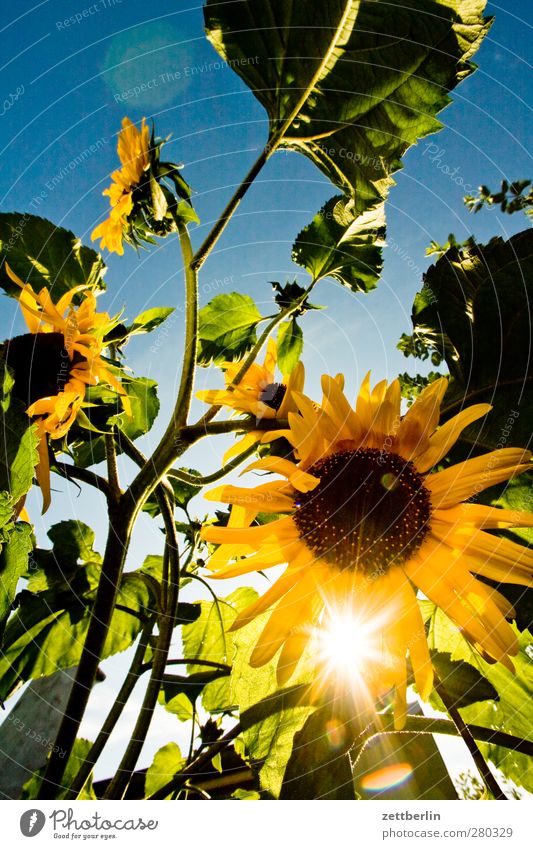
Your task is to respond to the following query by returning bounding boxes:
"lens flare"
[360,762,413,791]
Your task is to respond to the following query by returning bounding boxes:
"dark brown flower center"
[293,448,431,575]
[3,332,81,407]
[259,382,286,411]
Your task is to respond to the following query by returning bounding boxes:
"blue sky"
[1,0,531,780]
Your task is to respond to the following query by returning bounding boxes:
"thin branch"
[54,462,110,499]
[433,673,509,800]
[167,444,257,487]
[191,148,271,273]
[139,658,231,675]
[351,714,533,763]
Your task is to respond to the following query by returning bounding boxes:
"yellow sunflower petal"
[414,404,492,472]
[242,457,319,492]
[426,449,531,508]
[396,376,448,459]
[433,502,533,530]
[276,631,312,685]
[250,570,321,667]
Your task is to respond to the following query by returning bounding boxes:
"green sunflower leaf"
[0,522,33,644]
[292,197,386,292]
[0,366,39,507]
[145,742,185,799]
[205,0,490,202]
[0,213,106,299]
[182,587,257,713]
[429,650,499,709]
[425,605,533,793]
[230,614,318,799]
[0,568,157,703]
[402,229,533,452]
[276,318,303,376]
[127,307,175,336]
[69,376,159,468]
[197,293,263,366]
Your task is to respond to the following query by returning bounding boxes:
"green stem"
[352,714,533,761]
[54,461,110,499]
[103,491,180,799]
[191,147,271,273]
[105,429,121,499]
[433,673,508,800]
[167,444,257,487]
[66,617,155,799]
[139,658,231,675]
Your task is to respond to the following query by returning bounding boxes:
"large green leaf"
[0,522,33,642]
[293,196,385,291]
[205,0,489,202]
[197,293,263,365]
[425,604,533,793]
[0,570,156,702]
[402,229,533,451]
[0,387,39,506]
[181,587,257,713]
[230,615,318,798]
[0,213,106,299]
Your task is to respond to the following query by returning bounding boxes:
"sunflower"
[91,117,150,255]
[197,337,305,462]
[2,265,129,512]
[201,373,533,727]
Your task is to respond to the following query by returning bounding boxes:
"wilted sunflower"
[197,337,305,462]
[2,265,129,512]
[91,117,150,255]
[201,373,533,727]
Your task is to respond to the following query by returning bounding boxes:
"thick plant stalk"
[38,497,134,798]
[103,492,180,799]
[65,617,155,799]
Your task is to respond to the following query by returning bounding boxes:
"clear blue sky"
[1,0,531,779]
